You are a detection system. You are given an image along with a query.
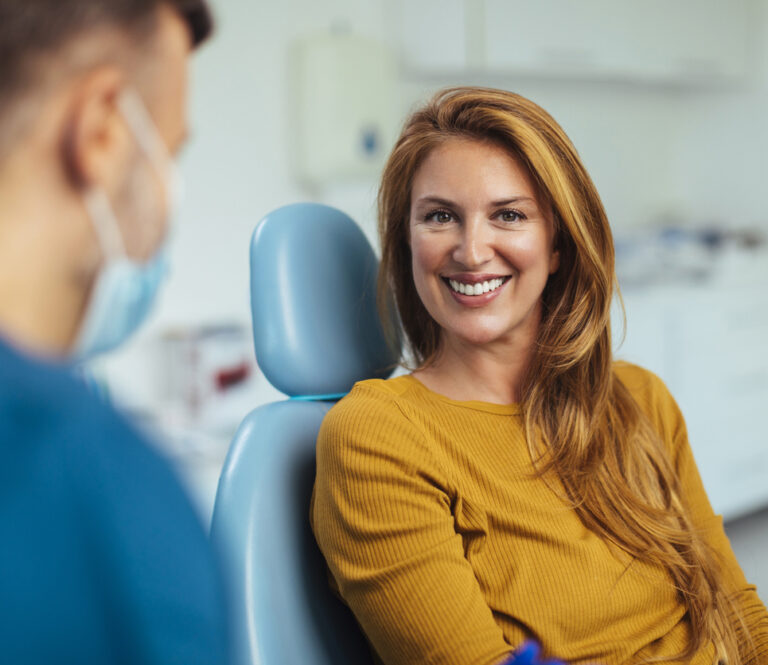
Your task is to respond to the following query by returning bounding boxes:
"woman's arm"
[311,384,517,665]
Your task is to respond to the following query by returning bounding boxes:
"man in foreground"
[0,1,231,662]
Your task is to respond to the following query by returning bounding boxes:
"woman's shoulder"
[613,361,667,396]
[613,361,676,403]
[613,360,685,444]
[314,375,446,490]
[326,375,420,420]
[318,375,425,451]
[350,374,418,399]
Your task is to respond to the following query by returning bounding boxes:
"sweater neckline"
[400,374,521,415]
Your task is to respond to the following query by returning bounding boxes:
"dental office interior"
[89,0,768,596]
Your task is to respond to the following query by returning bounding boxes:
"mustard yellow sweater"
[310,363,768,665]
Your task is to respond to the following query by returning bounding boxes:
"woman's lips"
[441,275,511,307]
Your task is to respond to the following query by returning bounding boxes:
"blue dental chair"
[210,203,399,665]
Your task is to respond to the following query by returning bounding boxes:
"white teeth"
[447,277,506,296]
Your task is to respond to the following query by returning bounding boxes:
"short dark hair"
[0,0,213,103]
[168,0,214,47]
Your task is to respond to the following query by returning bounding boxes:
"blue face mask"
[71,90,182,362]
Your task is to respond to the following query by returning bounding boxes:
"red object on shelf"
[215,363,252,391]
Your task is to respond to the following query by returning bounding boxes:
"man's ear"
[61,67,131,190]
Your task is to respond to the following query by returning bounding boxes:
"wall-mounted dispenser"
[289,29,398,187]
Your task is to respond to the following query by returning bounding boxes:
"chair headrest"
[250,203,399,398]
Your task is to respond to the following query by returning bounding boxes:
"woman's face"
[409,138,560,350]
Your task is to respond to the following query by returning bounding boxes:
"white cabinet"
[394,0,749,84]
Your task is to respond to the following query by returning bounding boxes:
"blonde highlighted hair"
[377,87,748,665]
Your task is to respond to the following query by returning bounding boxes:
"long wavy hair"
[377,87,747,665]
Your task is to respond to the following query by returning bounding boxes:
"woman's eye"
[426,210,454,224]
[499,209,525,223]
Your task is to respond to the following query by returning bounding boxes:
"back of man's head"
[0,0,212,158]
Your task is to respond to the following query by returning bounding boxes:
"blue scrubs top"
[0,337,231,664]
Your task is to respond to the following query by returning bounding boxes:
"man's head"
[0,0,212,160]
[0,1,212,356]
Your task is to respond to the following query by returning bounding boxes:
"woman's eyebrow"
[489,196,537,206]
[413,196,458,208]
[413,195,537,208]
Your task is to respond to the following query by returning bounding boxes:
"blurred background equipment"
[158,323,258,435]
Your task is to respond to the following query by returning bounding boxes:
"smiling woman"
[408,139,560,382]
[310,87,768,665]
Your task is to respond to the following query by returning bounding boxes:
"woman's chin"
[443,325,510,349]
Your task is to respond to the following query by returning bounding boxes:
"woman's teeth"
[448,277,505,296]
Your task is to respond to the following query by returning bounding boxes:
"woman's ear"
[548,211,561,274]
[549,247,560,274]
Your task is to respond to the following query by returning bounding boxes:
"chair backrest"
[210,203,399,665]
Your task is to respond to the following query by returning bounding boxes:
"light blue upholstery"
[249,202,395,397]
[211,203,399,665]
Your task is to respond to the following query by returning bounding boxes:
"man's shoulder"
[0,339,182,506]
[0,341,108,439]
[1,341,134,450]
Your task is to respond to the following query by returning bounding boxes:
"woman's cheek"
[501,232,550,273]
[411,234,442,278]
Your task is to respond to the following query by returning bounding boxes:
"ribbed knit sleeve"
[311,382,514,665]
[621,365,768,664]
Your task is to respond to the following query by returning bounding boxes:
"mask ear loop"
[83,187,127,259]
[115,88,185,221]
[116,89,172,175]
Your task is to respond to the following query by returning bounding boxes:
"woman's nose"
[452,218,494,268]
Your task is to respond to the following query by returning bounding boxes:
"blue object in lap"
[505,641,567,665]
